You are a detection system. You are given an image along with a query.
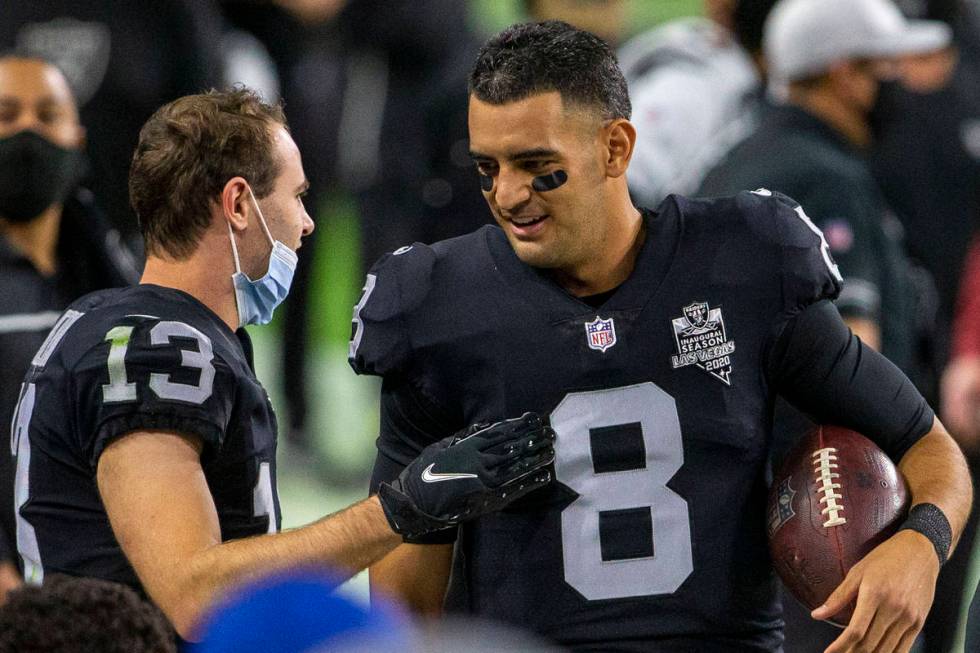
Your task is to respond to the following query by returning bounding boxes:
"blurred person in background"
[621,0,779,208]
[0,55,137,604]
[871,0,980,398]
[945,236,980,454]
[939,235,980,651]
[319,0,482,276]
[523,0,628,45]
[868,4,980,651]
[697,1,953,650]
[0,0,226,252]
[0,575,176,653]
[193,567,565,653]
[700,0,949,380]
[193,568,410,653]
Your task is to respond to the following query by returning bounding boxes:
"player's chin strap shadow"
[478,170,569,193]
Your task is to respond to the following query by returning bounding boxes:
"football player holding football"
[10,89,555,640]
[350,21,971,653]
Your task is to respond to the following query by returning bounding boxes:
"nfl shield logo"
[585,316,617,352]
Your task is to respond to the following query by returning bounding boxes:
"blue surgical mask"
[228,187,298,327]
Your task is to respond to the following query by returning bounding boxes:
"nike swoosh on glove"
[377,412,556,539]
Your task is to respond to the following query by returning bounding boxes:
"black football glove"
[377,412,555,539]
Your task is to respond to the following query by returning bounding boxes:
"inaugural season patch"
[670,301,735,385]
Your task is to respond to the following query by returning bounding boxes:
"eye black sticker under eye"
[531,170,568,192]
[479,173,494,192]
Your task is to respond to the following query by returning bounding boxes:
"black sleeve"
[766,299,933,461]
[71,317,238,468]
[370,375,462,544]
[349,244,436,378]
[736,190,843,315]
[784,178,884,322]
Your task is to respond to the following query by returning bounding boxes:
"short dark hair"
[469,20,631,120]
[0,575,176,653]
[732,0,781,54]
[129,88,287,260]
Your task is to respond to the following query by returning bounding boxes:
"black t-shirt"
[349,191,931,651]
[699,104,916,376]
[0,191,136,564]
[11,285,279,590]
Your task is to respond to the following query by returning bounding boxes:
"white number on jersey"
[551,382,694,600]
[102,321,215,405]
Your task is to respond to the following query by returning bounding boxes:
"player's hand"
[812,529,939,653]
[377,412,556,538]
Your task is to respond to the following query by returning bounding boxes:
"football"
[766,425,910,626]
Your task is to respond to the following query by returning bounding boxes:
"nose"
[302,208,315,237]
[3,109,43,137]
[493,168,532,213]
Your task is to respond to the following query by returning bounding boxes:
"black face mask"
[0,130,84,223]
[866,78,904,140]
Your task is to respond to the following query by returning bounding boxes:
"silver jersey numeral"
[551,383,693,600]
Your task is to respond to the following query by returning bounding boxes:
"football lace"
[812,448,847,528]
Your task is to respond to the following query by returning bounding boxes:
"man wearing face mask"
[8,88,556,641]
[0,56,137,605]
[701,0,951,379]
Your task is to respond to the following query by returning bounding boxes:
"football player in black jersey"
[9,88,555,640]
[350,21,972,653]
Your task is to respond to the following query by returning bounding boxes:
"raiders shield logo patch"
[670,301,735,385]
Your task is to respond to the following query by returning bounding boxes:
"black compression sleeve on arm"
[766,300,933,461]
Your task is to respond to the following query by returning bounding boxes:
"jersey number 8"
[551,383,694,600]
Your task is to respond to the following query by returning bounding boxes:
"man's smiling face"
[468,91,610,272]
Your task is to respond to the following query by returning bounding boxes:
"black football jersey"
[349,191,873,650]
[11,285,280,590]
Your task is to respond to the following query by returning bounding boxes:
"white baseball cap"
[764,0,952,81]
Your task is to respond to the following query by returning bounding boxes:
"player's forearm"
[172,497,399,639]
[898,419,972,554]
[369,542,453,616]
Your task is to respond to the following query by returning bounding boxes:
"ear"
[602,118,636,179]
[220,177,251,232]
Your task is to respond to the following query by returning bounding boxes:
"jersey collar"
[485,202,681,323]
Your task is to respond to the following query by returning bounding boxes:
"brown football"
[766,425,910,626]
